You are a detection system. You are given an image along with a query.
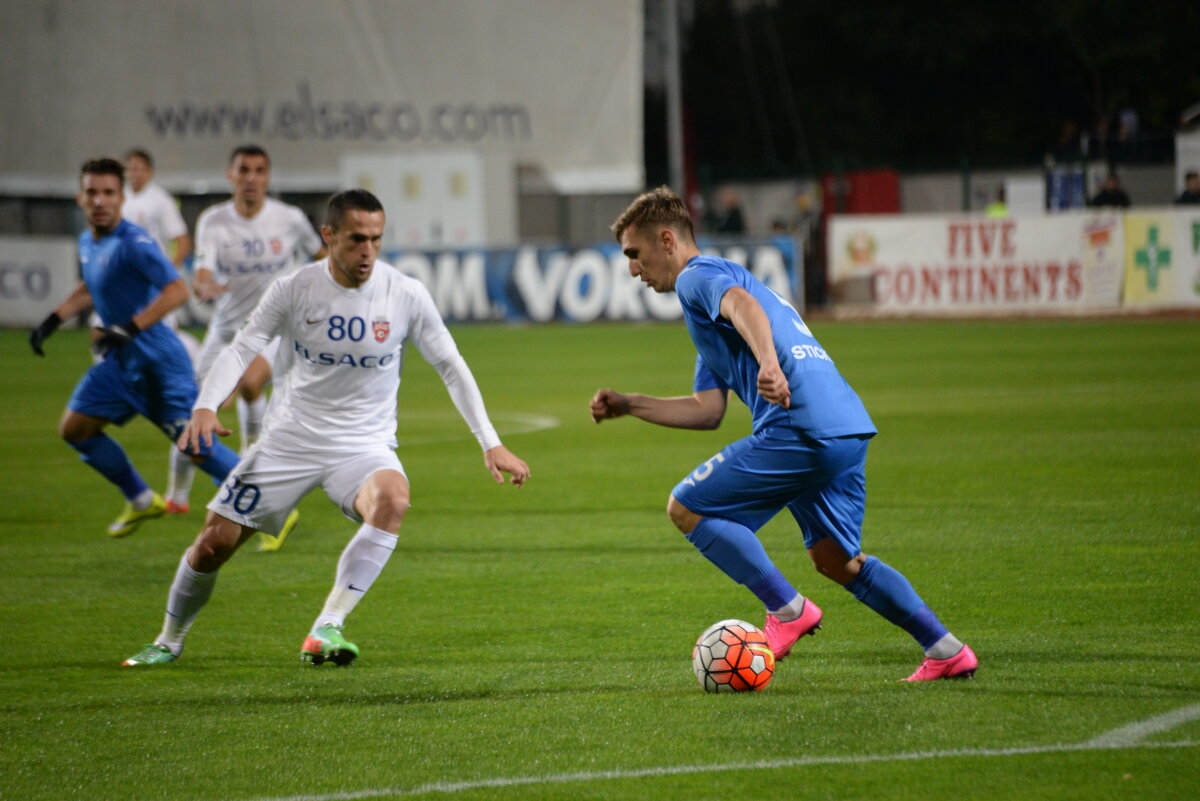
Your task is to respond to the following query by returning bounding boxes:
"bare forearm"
[594,389,726,430]
[171,233,193,267]
[129,278,188,329]
[193,267,224,301]
[54,282,93,319]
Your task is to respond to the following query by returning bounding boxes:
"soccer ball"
[692,619,775,693]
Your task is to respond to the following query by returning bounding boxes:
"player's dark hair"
[611,185,695,243]
[325,189,385,230]
[1187,170,1199,181]
[80,157,125,184]
[124,149,154,167]
[229,144,270,166]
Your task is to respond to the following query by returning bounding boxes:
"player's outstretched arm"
[590,387,727,430]
[484,445,530,487]
[177,408,232,455]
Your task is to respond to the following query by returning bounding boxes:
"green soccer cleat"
[107,493,167,538]
[122,643,177,667]
[258,508,299,553]
[301,624,359,667]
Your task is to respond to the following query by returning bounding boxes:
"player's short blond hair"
[610,186,695,244]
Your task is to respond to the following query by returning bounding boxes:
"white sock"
[156,549,219,656]
[237,395,267,453]
[132,488,156,511]
[312,524,397,630]
[165,446,196,506]
[768,592,808,622]
[926,632,964,660]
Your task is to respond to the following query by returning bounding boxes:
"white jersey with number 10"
[193,198,322,338]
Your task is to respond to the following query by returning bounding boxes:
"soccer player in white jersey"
[120,148,201,362]
[163,145,324,552]
[122,149,192,268]
[123,189,531,667]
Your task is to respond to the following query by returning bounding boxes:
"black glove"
[29,312,62,356]
[94,319,142,355]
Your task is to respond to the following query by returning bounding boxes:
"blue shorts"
[671,427,872,558]
[67,349,201,446]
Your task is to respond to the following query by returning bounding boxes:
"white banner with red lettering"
[829,213,1124,314]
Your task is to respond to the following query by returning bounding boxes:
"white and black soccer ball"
[691,618,775,693]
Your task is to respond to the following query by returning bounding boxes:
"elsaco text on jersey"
[292,340,400,369]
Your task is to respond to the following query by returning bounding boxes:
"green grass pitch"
[0,318,1197,801]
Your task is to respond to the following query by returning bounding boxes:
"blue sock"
[69,434,149,501]
[686,517,797,609]
[195,442,239,483]
[844,556,948,649]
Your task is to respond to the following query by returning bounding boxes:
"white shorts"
[195,328,282,382]
[206,436,406,534]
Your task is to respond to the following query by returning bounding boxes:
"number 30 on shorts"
[218,476,261,514]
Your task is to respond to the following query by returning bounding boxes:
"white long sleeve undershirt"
[432,353,501,451]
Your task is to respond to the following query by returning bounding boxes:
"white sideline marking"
[398,412,560,446]
[241,703,1200,801]
[1083,702,1200,748]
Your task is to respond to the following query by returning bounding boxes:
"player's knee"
[666,495,700,534]
[809,545,865,586]
[58,420,79,442]
[378,489,410,521]
[188,522,240,571]
[59,413,99,443]
[188,537,230,572]
[364,486,410,531]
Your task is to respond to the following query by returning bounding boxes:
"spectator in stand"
[985,186,1009,218]
[713,187,747,234]
[1176,170,1200,205]
[1088,172,1131,208]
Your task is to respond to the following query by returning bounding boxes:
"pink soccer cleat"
[764,598,823,661]
[904,644,978,682]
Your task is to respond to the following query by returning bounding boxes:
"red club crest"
[270,238,282,254]
[372,320,390,342]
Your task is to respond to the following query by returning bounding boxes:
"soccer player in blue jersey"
[590,187,976,681]
[28,158,241,538]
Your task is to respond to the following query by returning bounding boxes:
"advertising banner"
[383,237,803,323]
[828,213,1124,314]
[0,236,800,328]
[1121,208,1200,309]
[0,237,78,326]
[0,1,641,194]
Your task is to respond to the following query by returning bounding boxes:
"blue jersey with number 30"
[675,254,876,438]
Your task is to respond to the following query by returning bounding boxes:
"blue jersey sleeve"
[692,355,728,393]
[675,261,738,322]
[126,228,181,289]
